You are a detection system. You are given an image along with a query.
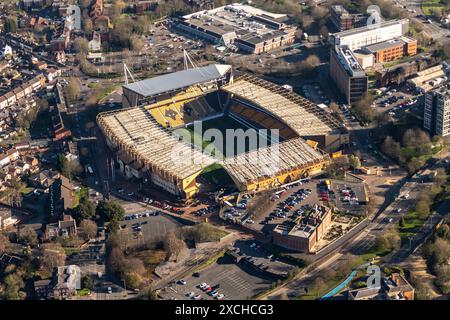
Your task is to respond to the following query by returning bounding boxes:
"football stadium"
[97,64,349,199]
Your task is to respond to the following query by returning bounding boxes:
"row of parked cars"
[191,205,219,217]
[262,188,312,224]
[123,210,161,221]
[183,282,225,300]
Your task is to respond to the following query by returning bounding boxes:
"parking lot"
[241,180,322,231]
[160,254,274,300]
[120,212,182,246]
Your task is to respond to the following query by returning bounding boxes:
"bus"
[85,165,94,175]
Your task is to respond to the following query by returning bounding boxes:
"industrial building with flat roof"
[174,3,296,54]
[330,45,368,105]
[329,19,409,51]
[272,205,332,253]
[98,65,349,199]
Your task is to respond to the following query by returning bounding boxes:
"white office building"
[330,19,409,51]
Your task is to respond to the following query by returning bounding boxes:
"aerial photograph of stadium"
[1,0,450,313]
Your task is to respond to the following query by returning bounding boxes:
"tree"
[381,136,401,160]
[5,16,18,33]
[111,0,126,17]
[18,227,38,247]
[73,37,89,54]
[82,275,94,290]
[82,17,93,34]
[0,233,9,255]
[402,128,431,149]
[399,216,405,227]
[65,77,81,104]
[73,197,96,223]
[107,219,120,234]
[39,243,66,273]
[2,273,25,300]
[163,231,186,261]
[148,288,159,300]
[130,35,144,52]
[407,157,426,174]
[58,154,82,180]
[108,248,126,275]
[123,272,143,289]
[96,200,125,222]
[348,155,361,170]
[353,94,375,123]
[79,220,98,240]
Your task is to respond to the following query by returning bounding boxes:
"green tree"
[348,155,361,170]
[96,200,125,222]
[415,200,430,219]
[73,197,96,223]
[3,273,25,300]
[82,275,94,290]
[5,16,18,33]
[65,77,81,104]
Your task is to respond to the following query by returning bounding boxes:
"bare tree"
[79,220,98,240]
[163,231,186,261]
[0,233,9,255]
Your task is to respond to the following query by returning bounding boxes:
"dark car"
[193,272,200,278]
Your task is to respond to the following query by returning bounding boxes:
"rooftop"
[332,18,409,38]
[364,38,405,53]
[222,75,344,136]
[222,138,329,186]
[123,64,232,97]
[97,107,216,180]
[334,46,366,77]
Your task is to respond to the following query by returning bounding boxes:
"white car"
[178,279,186,285]
[199,283,208,290]
[216,293,225,300]
[107,287,112,294]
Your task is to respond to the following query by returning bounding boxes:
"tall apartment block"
[424,86,450,136]
[330,46,368,104]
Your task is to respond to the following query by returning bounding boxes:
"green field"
[422,0,445,15]
[185,116,273,158]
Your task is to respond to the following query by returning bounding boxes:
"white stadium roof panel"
[123,64,232,97]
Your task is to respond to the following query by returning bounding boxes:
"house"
[0,205,19,229]
[347,273,415,300]
[44,214,77,240]
[29,169,60,189]
[88,31,101,52]
[14,160,30,174]
[34,265,81,300]
[45,67,62,82]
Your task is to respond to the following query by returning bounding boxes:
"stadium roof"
[222,76,344,136]
[97,107,216,180]
[222,138,329,186]
[123,64,232,97]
